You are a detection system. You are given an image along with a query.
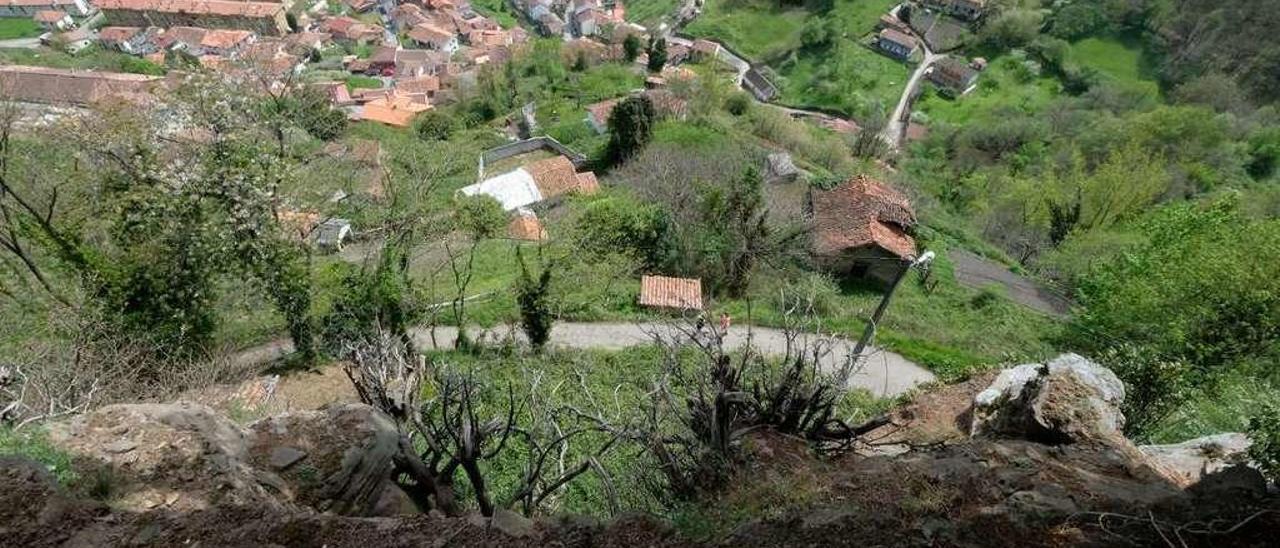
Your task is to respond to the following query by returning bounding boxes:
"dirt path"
[239,322,935,398]
[949,250,1071,317]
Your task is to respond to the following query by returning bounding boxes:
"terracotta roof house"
[358,90,431,127]
[507,208,548,241]
[396,74,439,97]
[0,0,91,18]
[466,28,510,47]
[584,97,619,134]
[638,275,703,311]
[33,10,73,31]
[690,39,720,61]
[395,48,450,77]
[320,15,381,43]
[98,26,159,55]
[808,174,918,286]
[877,14,910,34]
[928,57,979,97]
[389,3,428,31]
[96,0,289,36]
[524,155,582,198]
[49,25,96,53]
[406,23,457,52]
[575,170,599,193]
[199,29,254,56]
[311,80,354,106]
[283,31,330,52]
[877,28,918,61]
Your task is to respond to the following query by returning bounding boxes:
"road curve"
[236,322,936,397]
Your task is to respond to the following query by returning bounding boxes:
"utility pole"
[846,251,935,378]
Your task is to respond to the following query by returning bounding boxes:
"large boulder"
[47,401,417,516]
[245,403,416,516]
[46,401,280,512]
[971,354,1126,443]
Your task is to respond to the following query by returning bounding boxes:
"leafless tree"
[340,326,627,517]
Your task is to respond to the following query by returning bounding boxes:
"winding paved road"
[880,4,944,148]
[239,322,935,397]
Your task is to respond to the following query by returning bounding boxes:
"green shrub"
[724,92,752,116]
[0,427,78,486]
[415,110,457,142]
[1247,402,1280,483]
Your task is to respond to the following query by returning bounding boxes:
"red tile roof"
[810,174,917,259]
[507,210,548,241]
[99,26,142,43]
[576,171,599,194]
[526,156,580,198]
[639,275,702,310]
[200,29,253,50]
[396,75,439,94]
[879,28,918,49]
[33,10,68,23]
[408,23,453,46]
[0,65,160,106]
[585,97,618,125]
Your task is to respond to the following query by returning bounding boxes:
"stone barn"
[808,175,917,287]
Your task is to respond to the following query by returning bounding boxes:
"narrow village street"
[880,3,943,148]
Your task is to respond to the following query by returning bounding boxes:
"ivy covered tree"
[646,37,668,73]
[622,33,641,63]
[606,95,656,165]
[0,74,324,361]
[514,247,554,350]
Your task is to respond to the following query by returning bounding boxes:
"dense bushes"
[1066,199,1280,435]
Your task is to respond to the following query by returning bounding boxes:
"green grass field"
[1066,36,1161,97]
[345,75,383,91]
[469,0,520,28]
[684,0,809,59]
[623,0,682,28]
[0,18,41,40]
[687,0,907,117]
[915,55,1063,126]
[0,47,165,75]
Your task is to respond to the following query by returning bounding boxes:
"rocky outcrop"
[1140,433,1253,488]
[970,353,1126,443]
[46,401,415,516]
[246,403,416,516]
[46,401,278,512]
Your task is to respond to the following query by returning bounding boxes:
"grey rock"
[104,440,138,454]
[971,353,1127,443]
[268,447,307,470]
[491,508,535,538]
[1141,433,1252,487]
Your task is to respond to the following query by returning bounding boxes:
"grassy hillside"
[687,0,907,118]
[684,0,809,59]
[1065,36,1160,97]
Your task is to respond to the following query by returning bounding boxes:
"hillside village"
[1,0,1280,545]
